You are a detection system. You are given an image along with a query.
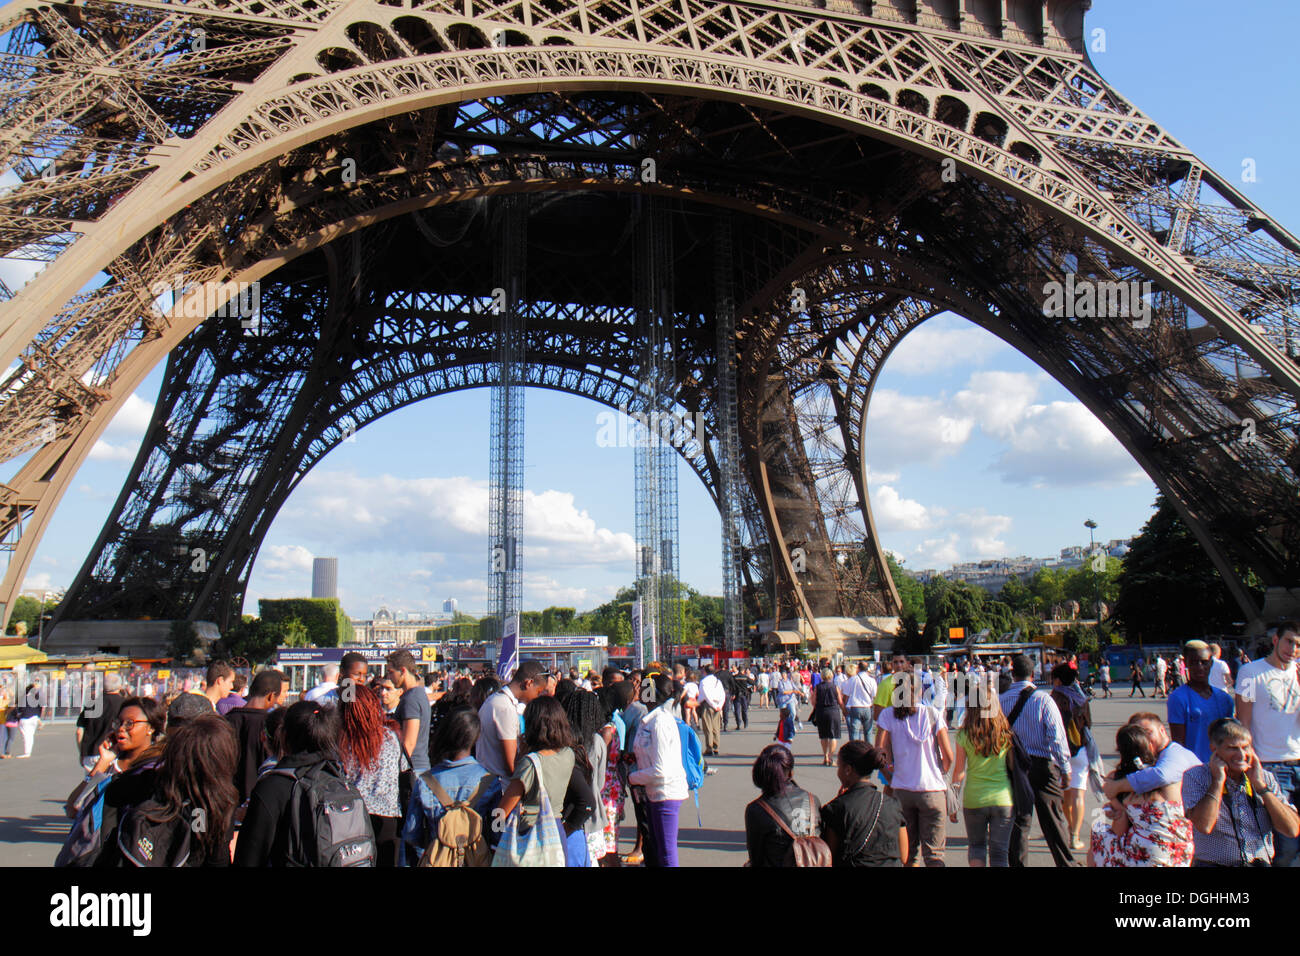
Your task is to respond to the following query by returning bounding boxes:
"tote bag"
[491,753,566,868]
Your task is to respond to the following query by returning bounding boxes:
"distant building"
[312,557,338,599]
[443,597,458,615]
[899,535,1134,595]
[350,606,449,644]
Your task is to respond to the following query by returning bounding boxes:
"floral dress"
[1090,798,1193,867]
[600,723,625,856]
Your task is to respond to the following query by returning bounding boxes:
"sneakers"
[704,767,718,776]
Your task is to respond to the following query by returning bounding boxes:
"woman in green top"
[948,676,1014,867]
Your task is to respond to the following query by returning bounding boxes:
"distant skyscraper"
[312,557,338,599]
[443,597,458,615]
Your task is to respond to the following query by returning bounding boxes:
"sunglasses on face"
[112,718,149,731]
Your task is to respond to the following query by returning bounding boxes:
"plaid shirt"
[1181,764,1280,866]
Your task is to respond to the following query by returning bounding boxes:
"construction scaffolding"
[488,195,526,641]
[715,217,744,652]
[633,197,681,664]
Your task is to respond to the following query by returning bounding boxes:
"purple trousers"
[645,798,684,867]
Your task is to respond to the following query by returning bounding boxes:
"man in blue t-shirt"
[387,649,431,772]
[1168,640,1235,763]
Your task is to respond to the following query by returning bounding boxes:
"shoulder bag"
[758,792,832,867]
[1004,687,1036,816]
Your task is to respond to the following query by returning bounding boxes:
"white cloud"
[991,402,1147,487]
[871,484,935,532]
[952,509,1013,556]
[87,394,154,462]
[88,440,136,462]
[866,389,974,465]
[260,544,314,574]
[276,471,634,567]
[22,572,53,590]
[888,321,1009,375]
[104,394,153,437]
[869,369,1145,489]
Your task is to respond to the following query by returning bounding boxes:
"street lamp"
[1084,519,1102,629]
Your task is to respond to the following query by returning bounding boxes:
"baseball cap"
[167,692,215,729]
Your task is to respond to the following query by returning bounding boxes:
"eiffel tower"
[2,0,1298,652]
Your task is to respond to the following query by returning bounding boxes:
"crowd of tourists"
[740,631,1299,868]
[34,622,1300,868]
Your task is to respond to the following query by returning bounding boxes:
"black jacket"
[225,706,270,804]
[76,692,127,760]
[233,751,332,867]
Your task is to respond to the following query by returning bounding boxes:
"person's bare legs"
[1064,787,1085,848]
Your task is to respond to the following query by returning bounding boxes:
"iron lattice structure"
[0,0,1296,639]
[488,194,525,638]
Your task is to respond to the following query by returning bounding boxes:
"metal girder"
[2,0,1298,635]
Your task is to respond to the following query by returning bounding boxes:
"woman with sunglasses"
[57,696,167,867]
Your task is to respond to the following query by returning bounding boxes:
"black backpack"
[117,799,194,867]
[272,760,376,867]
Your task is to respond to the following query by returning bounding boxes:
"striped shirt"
[1000,681,1071,776]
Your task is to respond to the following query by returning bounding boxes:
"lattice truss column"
[632,196,681,661]
[488,195,526,638]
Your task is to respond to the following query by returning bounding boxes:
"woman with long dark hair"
[57,696,167,867]
[235,700,374,866]
[470,675,501,713]
[1089,723,1193,867]
[564,689,608,866]
[429,676,473,745]
[119,714,240,866]
[594,685,627,864]
[404,706,500,865]
[337,683,408,866]
[495,695,577,867]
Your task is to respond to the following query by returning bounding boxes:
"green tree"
[997,575,1034,614]
[216,617,281,664]
[1063,557,1121,616]
[258,598,351,646]
[1029,567,1067,614]
[1112,495,1258,642]
[167,620,202,664]
[7,594,59,637]
[280,616,310,647]
[886,553,926,621]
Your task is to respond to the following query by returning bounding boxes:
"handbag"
[758,792,832,867]
[491,753,566,868]
[1004,687,1037,816]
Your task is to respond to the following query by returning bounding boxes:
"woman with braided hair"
[338,683,409,866]
[564,688,609,866]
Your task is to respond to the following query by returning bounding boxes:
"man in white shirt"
[302,662,339,704]
[1209,644,1234,694]
[843,662,877,743]
[1154,655,1168,697]
[698,666,726,757]
[1235,624,1300,867]
[476,660,546,786]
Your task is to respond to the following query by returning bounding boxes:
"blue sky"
[4,0,1298,619]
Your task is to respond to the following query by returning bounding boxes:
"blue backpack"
[676,718,704,791]
[55,774,117,867]
[675,717,705,824]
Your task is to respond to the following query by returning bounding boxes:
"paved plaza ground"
[0,690,1155,866]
